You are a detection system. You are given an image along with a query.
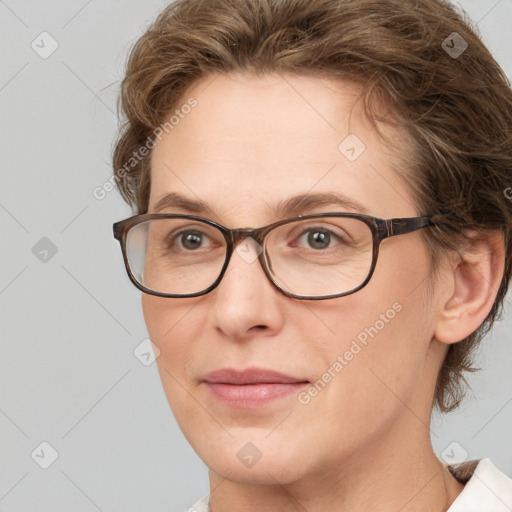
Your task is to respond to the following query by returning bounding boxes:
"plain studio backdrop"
[0,1,511,511]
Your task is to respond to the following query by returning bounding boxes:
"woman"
[112,0,512,510]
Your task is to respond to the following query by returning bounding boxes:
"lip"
[201,367,309,408]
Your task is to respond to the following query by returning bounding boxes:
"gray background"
[0,1,511,511]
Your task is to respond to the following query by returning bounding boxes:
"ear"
[434,230,505,345]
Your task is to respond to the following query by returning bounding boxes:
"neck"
[208,418,465,512]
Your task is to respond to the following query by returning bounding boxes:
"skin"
[142,72,504,511]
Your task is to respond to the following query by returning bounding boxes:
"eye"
[295,226,346,250]
[302,229,333,250]
[169,229,214,251]
[179,230,205,250]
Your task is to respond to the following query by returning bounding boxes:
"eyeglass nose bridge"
[222,227,273,276]
[226,227,268,248]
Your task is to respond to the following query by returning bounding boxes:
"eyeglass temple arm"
[380,216,435,239]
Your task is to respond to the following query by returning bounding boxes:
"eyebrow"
[152,192,209,214]
[151,191,370,217]
[273,192,369,217]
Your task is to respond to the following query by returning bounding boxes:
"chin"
[209,457,308,486]
[188,433,316,486]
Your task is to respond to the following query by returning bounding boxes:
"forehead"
[149,72,416,224]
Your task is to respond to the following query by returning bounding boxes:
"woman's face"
[143,72,444,484]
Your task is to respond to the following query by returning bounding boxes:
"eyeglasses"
[112,212,435,300]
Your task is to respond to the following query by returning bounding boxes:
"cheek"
[319,241,431,377]
[324,242,435,410]
[304,293,434,462]
[141,294,221,447]
[141,294,203,398]
[142,294,202,347]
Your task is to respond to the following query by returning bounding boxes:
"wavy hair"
[113,0,512,412]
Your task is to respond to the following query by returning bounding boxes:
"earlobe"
[434,231,505,345]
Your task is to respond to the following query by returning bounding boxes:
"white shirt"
[186,458,512,511]
[448,458,512,511]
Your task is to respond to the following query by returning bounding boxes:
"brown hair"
[112,0,512,412]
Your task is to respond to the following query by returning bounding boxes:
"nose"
[209,237,285,341]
